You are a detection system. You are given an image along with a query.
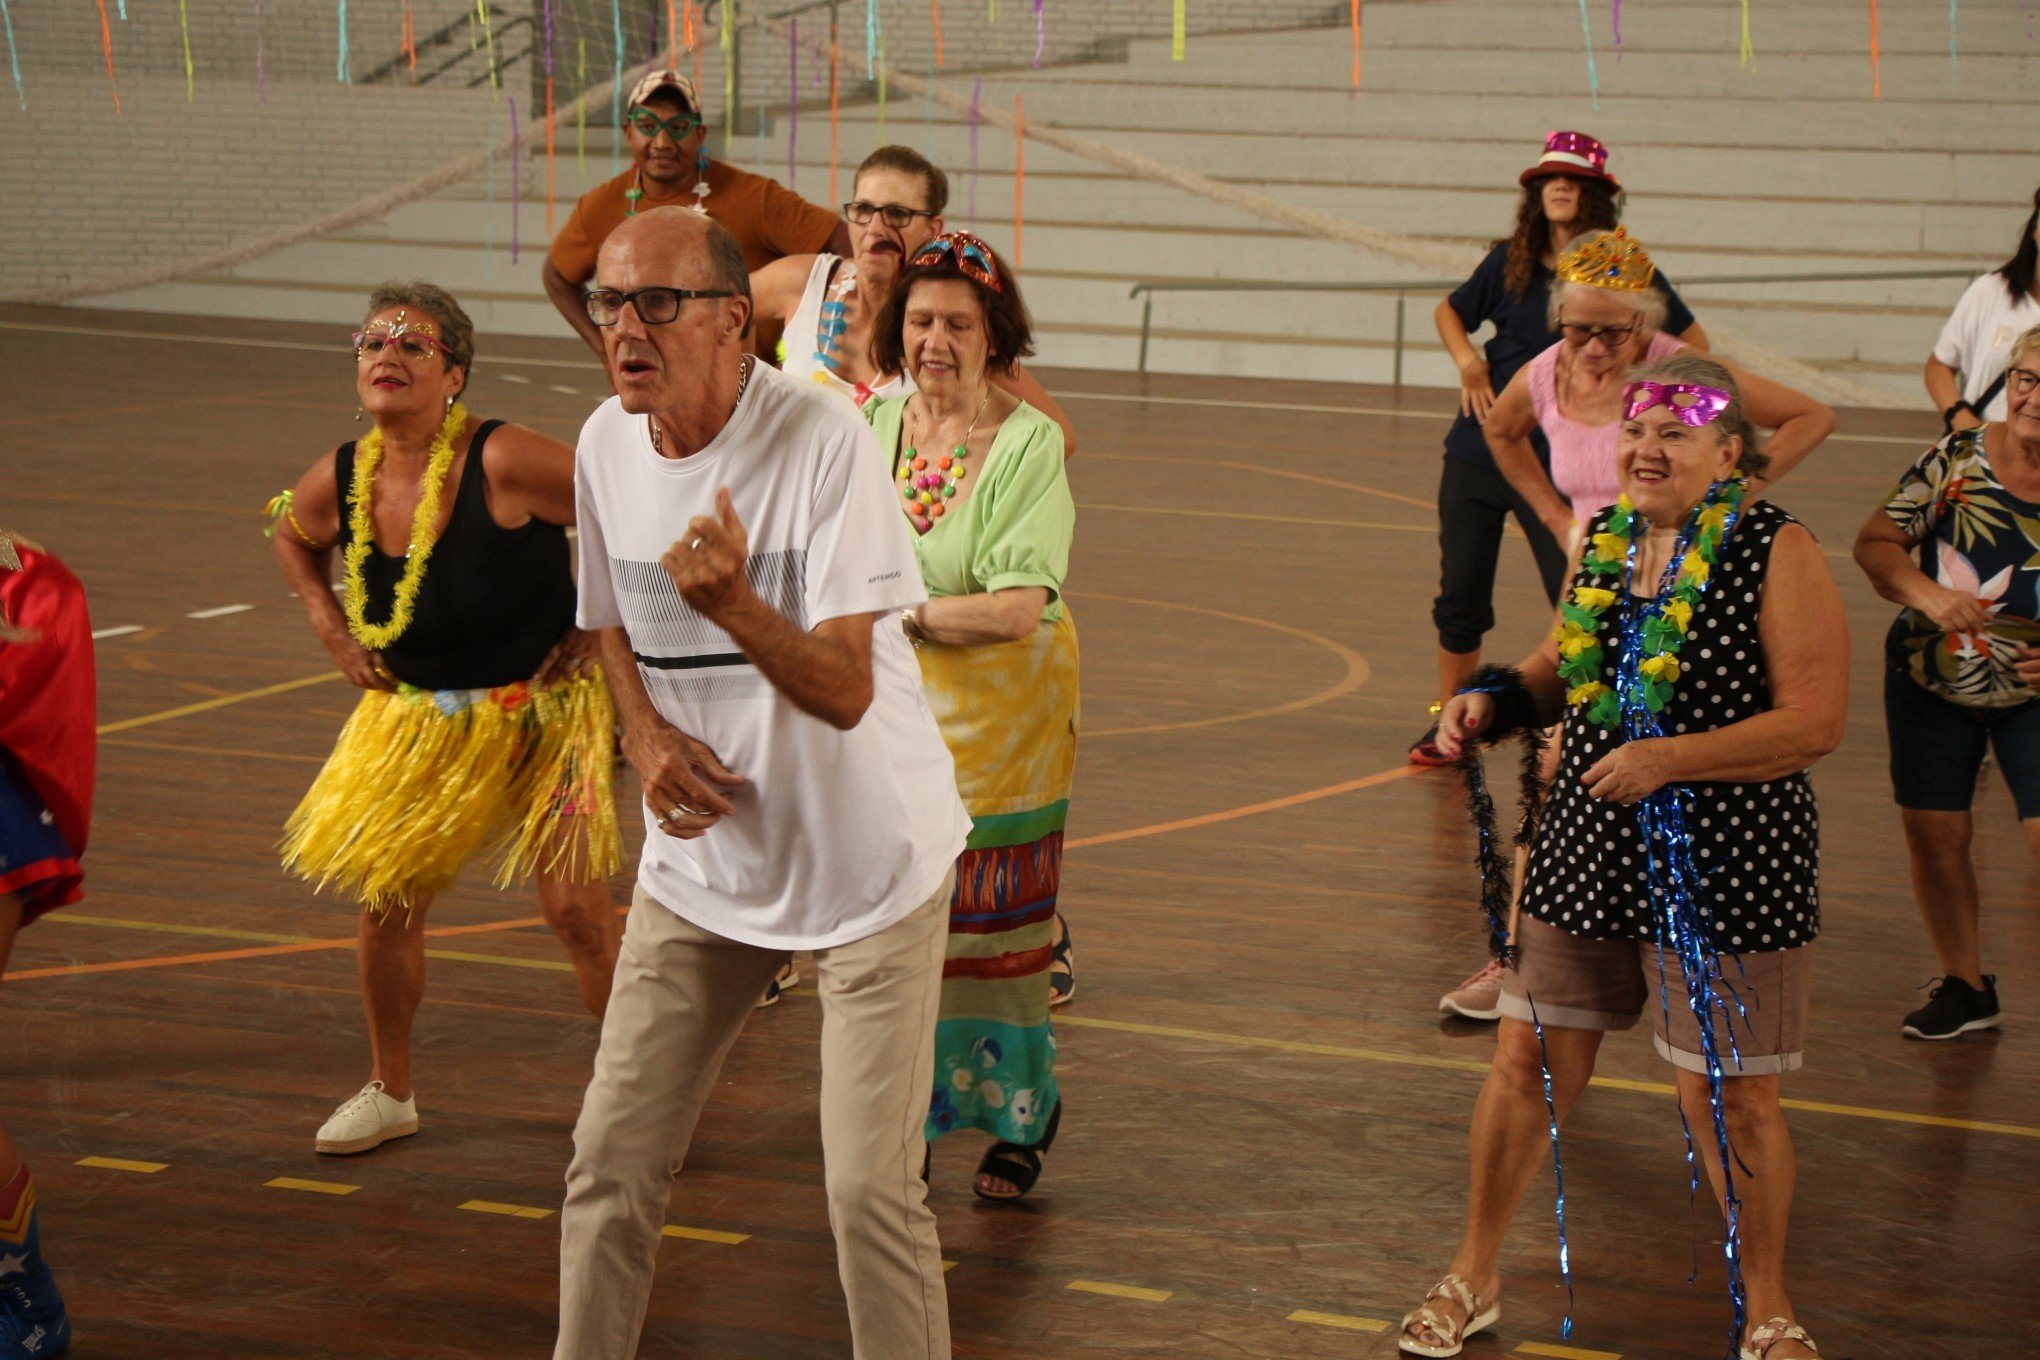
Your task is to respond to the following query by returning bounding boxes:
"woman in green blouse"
[867,232,1078,1199]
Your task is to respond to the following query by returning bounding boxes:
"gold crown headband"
[1556,227,1656,292]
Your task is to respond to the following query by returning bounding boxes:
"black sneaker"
[1901,975,2001,1040]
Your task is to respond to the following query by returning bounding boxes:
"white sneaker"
[315,1080,419,1155]
[1438,959,1508,1022]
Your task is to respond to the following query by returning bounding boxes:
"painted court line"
[265,1177,359,1196]
[186,603,253,620]
[75,1157,167,1174]
[661,1224,750,1245]
[90,625,143,640]
[1067,1280,1173,1302]
[460,1200,555,1220]
[1516,1343,1624,1360]
[95,671,344,736]
[1288,1308,1389,1332]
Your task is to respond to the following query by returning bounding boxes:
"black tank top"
[335,420,575,690]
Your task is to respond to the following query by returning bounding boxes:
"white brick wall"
[0,0,1339,295]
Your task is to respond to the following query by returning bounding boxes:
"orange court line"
[1066,765,1416,850]
[4,912,557,983]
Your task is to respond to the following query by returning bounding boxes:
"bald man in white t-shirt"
[557,208,969,1360]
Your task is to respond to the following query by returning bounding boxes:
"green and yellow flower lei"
[1554,477,1747,730]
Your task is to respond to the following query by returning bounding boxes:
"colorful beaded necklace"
[898,390,990,534]
[1554,475,1746,729]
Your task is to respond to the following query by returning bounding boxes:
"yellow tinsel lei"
[342,402,468,651]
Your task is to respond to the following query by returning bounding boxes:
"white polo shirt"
[574,364,969,948]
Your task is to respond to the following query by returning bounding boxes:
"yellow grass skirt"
[280,671,623,912]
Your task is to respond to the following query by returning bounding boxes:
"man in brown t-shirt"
[543,70,851,363]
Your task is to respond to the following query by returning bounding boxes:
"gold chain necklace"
[649,356,752,455]
[342,402,468,652]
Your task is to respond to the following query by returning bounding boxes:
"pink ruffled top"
[1528,329,1687,523]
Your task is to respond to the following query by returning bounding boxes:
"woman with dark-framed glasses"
[268,281,624,1158]
[750,145,1078,454]
[1487,230,1832,544]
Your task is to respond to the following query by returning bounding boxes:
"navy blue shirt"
[1441,242,1698,467]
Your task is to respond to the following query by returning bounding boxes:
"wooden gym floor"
[1,304,2034,1359]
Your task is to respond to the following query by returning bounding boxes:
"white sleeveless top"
[781,254,915,410]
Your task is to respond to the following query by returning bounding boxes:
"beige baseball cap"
[626,69,699,113]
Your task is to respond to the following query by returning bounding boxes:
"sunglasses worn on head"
[585,286,735,327]
[627,105,700,142]
[1623,381,1733,426]
[353,326,454,363]
[908,233,1002,292]
[844,200,939,229]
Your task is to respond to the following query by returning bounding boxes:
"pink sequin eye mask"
[1623,381,1732,426]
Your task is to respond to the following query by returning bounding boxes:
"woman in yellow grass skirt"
[868,234,1079,1201]
[269,283,622,1156]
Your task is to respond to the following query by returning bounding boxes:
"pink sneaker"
[1439,959,1507,1021]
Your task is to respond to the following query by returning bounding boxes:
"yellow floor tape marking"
[1516,1343,1624,1360]
[96,671,345,735]
[60,914,318,946]
[39,916,2040,1141]
[75,1156,167,1174]
[459,1200,554,1220]
[1068,1280,1172,1302]
[1287,1309,1389,1332]
[661,1224,750,1245]
[265,1177,359,1196]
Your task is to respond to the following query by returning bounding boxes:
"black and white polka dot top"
[1519,500,1821,953]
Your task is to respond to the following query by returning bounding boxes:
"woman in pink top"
[1487,230,1833,546]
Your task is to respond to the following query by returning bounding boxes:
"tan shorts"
[1499,915,1813,1077]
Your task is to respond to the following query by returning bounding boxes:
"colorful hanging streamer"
[932,0,946,66]
[866,0,878,76]
[1868,0,1881,97]
[402,0,416,78]
[1013,93,1024,267]
[1611,0,1622,55]
[829,33,841,207]
[477,0,499,90]
[1948,0,1959,79]
[337,0,350,83]
[614,0,626,170]
[177,0,194,100]
[1573,0,1599,109]
[116,1,126,18]
[720,0,735,158]
[878,43,889,141]
[1031,0,1044,68]
[788,19,798,190]
[254,0,266,103]
[540,0,557,235]
[666,0,678,67]
[0,0,21,112]
[509,96,522,264]
[1171,0,1184,61]
[967,78,981,225]
[94,0,121,113]
[1350,0,1361,90]
[1738,0,1753,68]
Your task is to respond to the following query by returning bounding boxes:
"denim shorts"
[1884,666,2040,818]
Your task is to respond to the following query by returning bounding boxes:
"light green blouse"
[865,396,1074,622]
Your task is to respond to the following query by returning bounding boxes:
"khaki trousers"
[555,872,954,1360]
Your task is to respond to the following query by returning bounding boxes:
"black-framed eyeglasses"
[2007,366,2040,397]
[1558,320,1638,347]
[844,200,939,228]
[585,286,735,326]
[626,105,701,143]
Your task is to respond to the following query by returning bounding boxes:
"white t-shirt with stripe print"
[574,363,969,949]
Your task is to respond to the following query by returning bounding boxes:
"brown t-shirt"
[548,159,838,282]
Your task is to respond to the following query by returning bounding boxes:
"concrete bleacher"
[79,0,2040,406]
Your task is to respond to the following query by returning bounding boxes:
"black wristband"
[1456,664,1540,746]
[1943,400,1976,434]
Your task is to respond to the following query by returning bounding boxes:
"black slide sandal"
[973,1099,1062,1201]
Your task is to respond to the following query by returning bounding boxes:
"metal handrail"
[1127,267,1981,384]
